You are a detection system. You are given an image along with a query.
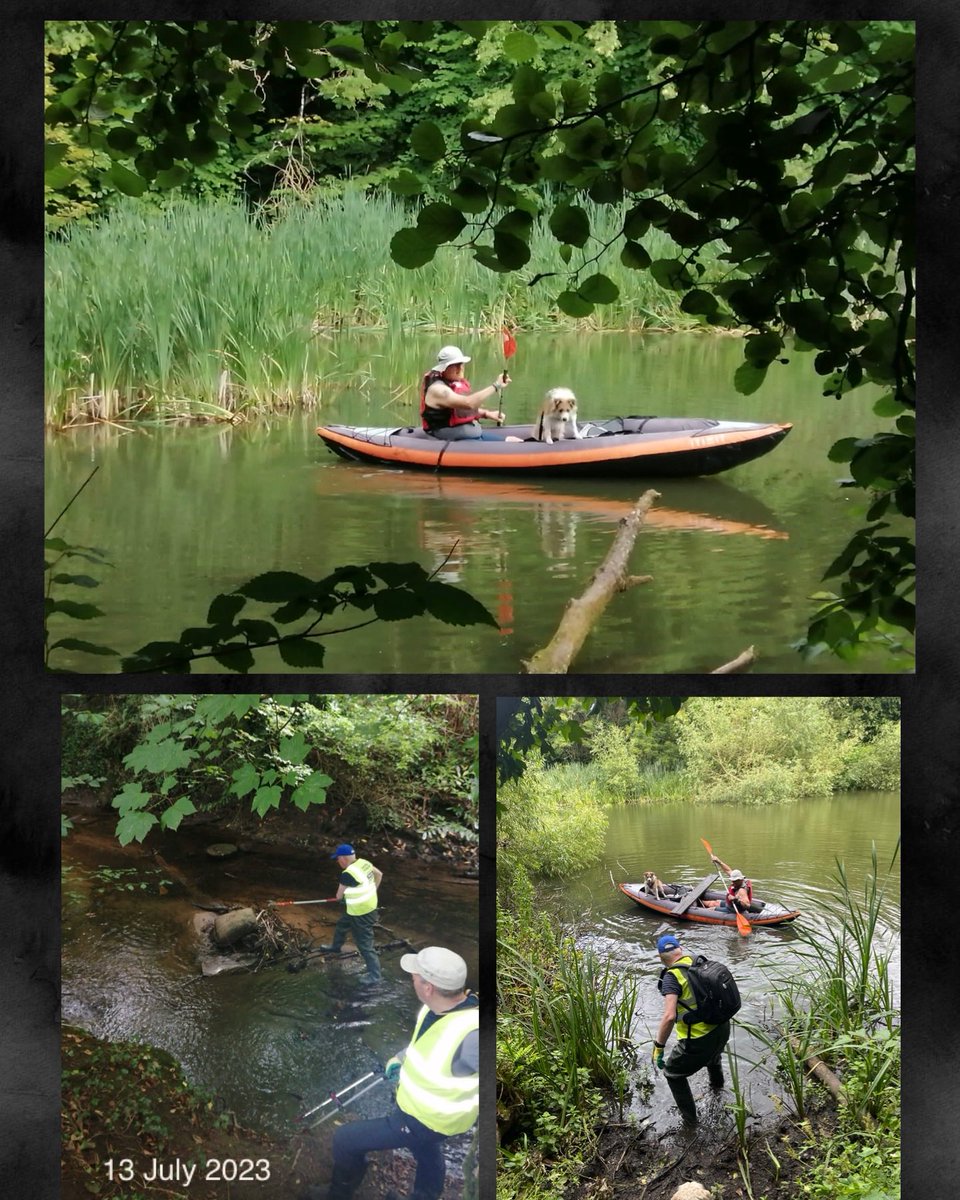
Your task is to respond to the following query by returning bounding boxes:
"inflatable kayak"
[316,416,792,478]
[619,875,801,929]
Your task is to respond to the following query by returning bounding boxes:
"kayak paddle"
[269,896,339,907]
[700,838,751,937]
[497,325,516,425]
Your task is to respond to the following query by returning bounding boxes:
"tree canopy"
[45,20,915,660]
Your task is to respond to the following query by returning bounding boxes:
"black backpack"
[661,954,742,1027]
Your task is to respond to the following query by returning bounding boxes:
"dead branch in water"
[524,489,660,673]
[712,645,758,673]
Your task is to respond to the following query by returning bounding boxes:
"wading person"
[652,935,733,1128]
[319,843,383,983]
[309,946,479,1200]
[420,345,511,440]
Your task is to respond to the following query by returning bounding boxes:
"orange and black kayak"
[317,416,792,478]
[619,877,801,929]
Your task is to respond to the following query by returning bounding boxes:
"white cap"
[730,869,744,881]
[400,946,468,990]
[432,345,471,372]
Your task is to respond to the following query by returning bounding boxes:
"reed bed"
[45,193,707,426]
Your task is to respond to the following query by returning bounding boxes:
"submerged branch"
[523,489,659,674]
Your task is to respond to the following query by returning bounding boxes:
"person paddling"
[710,854,753,913]
[420,345,511,440]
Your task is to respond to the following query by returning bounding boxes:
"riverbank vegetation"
[46,194,714,427]
[497,697,899,878]
[497,717,900,1200]
[62,693,478,850]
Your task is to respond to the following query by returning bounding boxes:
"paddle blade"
[502,326,517,359]
[736,910,752,937]
[700,837,714,857]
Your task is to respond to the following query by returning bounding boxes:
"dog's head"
[643,870,657,887]
[544,386,578,417]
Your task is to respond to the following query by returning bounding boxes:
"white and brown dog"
[536,387,582,444]
[643,870,671,900]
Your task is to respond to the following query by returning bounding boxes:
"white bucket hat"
[400,946,468,990]
[432,345,471,372]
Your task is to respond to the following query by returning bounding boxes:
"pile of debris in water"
[193,904,411,977]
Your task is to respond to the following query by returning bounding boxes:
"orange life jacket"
[420,372,477,432]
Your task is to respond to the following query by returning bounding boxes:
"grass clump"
[496,864,638,1200]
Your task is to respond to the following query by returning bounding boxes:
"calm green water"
[45,332,909,673]
[536,792,900,1132]
[61,818,478,1141]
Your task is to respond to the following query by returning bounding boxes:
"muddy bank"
[570,1098,840,1200]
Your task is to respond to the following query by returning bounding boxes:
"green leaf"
[47,638,119,656]
[105,163,147,197]
[279,731,309,764]
[229,762,261,799]
[549,203,590,247]
[45,140,68,169]
[388,169,425,197]
[733,361,768,396]
[116,811,159,847]
[620,240,652,270]
[251,785,283,817]
[390,227,437,269]
[373,589,425,621]
[291,771,333,812]
[410,120,446,162]
[494,230,531,269]
[195,695,261,723]
[650,259,694,291]
[557,290,594,318]
[417,203,467,245]
[503,30,539,62]
[236,572,315,602]
[212,645,256,673]
[278,637,327,668]
[159,797,197,831]
[578,274,619,304]
[111,782,152,813]
[124,736,197,775]
[207,593,246,625]
[46,599,104,620]
[420,581,499,628]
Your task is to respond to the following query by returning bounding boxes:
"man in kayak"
[319,843,383,984]
[421,345,512,440]
[309,946,479,1200]
[710,854,753,913]
[652,934,730,1128]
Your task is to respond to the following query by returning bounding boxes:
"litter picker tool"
[300,1071,378,1121]
[307,1076,386,1128]
[269,897,339,907]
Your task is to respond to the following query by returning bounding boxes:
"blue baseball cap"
[657,934,681,953]
[330,843,355,858]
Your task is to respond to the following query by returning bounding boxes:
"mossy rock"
[206,843,238,859]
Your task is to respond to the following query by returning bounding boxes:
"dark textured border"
[2,10,957,1200]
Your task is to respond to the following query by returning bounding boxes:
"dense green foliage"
[62,693,478,846]
[45,20,914,658]
[745,846,900,1198]
[497,866,639,1199]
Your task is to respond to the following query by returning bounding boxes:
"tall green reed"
[46,193,714,424]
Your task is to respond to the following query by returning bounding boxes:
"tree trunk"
[523,489,659,673]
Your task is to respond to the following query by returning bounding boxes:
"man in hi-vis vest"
[316,946,479,1200]
[319,843,383,983]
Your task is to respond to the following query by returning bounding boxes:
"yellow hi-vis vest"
[668,955,717,1041]
[342,858,378,915]
[396,1004,479,1135]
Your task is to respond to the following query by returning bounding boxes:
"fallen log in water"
[712,645,757,673]
[524,489,660,673]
